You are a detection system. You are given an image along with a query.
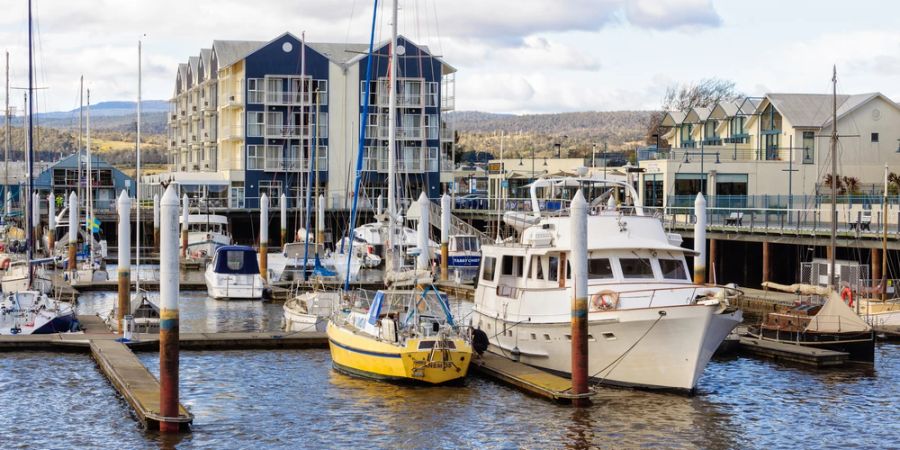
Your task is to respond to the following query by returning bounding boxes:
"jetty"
[471,352,595,403]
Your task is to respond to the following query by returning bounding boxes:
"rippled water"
[1,291,898,448]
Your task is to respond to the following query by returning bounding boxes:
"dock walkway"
[90,339,193,430]
[471,351,594,403]
[737,336,849,367]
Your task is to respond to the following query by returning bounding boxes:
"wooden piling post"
[417,192,429,271]
[280,192,287,247]
[693,193,707,285]
[570,189,590,406]
[117,190,131,334]
[158,185,181,433]
[46,192,55,256]
[440,193,450,281]
[153,193,160,253]
[68,192,78,271]
[259,193,268,281]
[762,241,771,285]
[180,193,188,258]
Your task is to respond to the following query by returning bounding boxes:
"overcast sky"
[2,0,899,114]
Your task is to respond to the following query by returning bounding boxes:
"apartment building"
[157,32,456,209]
[639,92,900,208]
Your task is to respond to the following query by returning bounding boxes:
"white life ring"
[590,290,619,311]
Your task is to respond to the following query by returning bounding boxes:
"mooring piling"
[153,193,160,253]
[570,189,590,406]
[47,192,55,255]
[180,193,188,258]
[440,193,450,281]
[117,190,131,334]
[693,192,707,285]
[417,192,429,270]
[159,184,182,433]
[279,192,287,247]
[68,191,78,270]
[317,194,325,246]
[259,193,268,281]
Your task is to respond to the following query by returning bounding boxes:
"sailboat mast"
[26,0,34,285]
[136,40,142,295]
[4,51,8,196]
[829,66,837,289]
[79,75,83,206]
[299,31,306,228]
[386,0,399,271]
[883,164,888,302]
[87,89,94,265]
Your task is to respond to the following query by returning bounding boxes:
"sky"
[2,0,900,115]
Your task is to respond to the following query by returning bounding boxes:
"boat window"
[226,251,245,271]
[482,256,496,282]
[588,258,614,279]
[532,255,544,280]
[660,258,689,280]
[620,258,655,279]
[501,255,524,277]
[548,256,559,282]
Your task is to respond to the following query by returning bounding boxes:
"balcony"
[222,125,243,141]
[202,100,216,114]
[264,125,309,138]
[396,127,423,140]
[263,155,327,172]
[222,93,243,109]
[440,127,454,141]
[647,146,796,163]
[264,91,311,106]
[203,130,217,142]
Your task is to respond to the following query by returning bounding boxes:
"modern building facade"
[639,92,900,210]
[156,32,456,210]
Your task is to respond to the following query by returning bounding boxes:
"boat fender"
[0,257,9,270]
[590,290,619,311]
[841,286,854,307]
[471,328,488,355]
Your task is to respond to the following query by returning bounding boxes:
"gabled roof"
[212,39,266,69]
[763,93,850,128]
[187,56,200,85]
[660,111,687,127]
[345,35,456,74]
[307,42,370,64]
[199,48,213,81]
[738,97,761,115]
[175,63,188,95]
[710,100,740,120]
[684,107,712,123]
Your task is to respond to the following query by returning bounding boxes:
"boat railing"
[610,284,735,309]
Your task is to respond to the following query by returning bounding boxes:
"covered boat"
[204,246,266,300]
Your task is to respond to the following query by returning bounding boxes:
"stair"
[427,201,493,245]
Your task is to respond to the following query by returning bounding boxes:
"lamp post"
[591,144,596,168]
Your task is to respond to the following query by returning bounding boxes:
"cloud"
[624,0,721,30]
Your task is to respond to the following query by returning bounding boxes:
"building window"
[425,114,439,140]
[312,80,328,106]
[426,82,439,107]
[802,131,815,164]
[247,78,264,104]
[715,173,748,209]
[248,112,264,137]
[247,145,264,170]
[643,173,663,207]
[259,180,282,206]
[314,112,328,139]
[871,132,879,143]
[674,173,707,200]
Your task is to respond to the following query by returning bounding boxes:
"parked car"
[455,193,489,209]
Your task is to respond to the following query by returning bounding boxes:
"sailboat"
[324,0,471,384]
[73,88,108,283]
[1,0,77,334]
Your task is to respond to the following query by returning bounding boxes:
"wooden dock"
[90,339,193,430]
[471,351,595,403]
[737,336,849,367]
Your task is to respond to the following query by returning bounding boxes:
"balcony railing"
[222,125,243,140]
[263,156,328,172]
[264,125,309,138]
[639,146,796,163]
[397,127,423,140]
[264,91,312,105]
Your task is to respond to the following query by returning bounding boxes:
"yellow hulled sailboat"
[326,287,472,385]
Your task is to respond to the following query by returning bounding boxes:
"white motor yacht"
[180,214,232,258]
[283,290,341,332]
[1,260,53,294]
[204,245,266,300]
[472,178,742,394]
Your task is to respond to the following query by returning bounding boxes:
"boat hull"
[746,327,875,361]
[326,321,471,385]
[474,303,741,393]
[204,271,264,300]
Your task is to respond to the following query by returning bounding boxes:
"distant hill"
[37,100,169,119]
[2,100,169,134]
[445,110,654,157]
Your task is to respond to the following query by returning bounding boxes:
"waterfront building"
[640,92,900,212]
[154,32,457,210]
[33,151,134,214]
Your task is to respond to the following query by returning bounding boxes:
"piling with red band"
[180,193,188,258]
[153,193,160,253]
[570,189,590,406]
[68,192,78,271]
[259,193,269,280]
[159,185,181,433]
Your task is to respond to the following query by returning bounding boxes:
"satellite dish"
[396,45,406,56]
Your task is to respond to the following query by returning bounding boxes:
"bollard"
[117,190,131,334]
[158,184,181,433]
[153,193,160,253]
[693,193,707,285]
[259,193,268,280]
[440,193,450,281]
[280,192,287,247]
[47,193,56,256]
[68,192,78,271]
[317,194,325,246]
[416,192,429,270]
[570,189,590,406]
[123,315,134,341]
[181,193,188,258]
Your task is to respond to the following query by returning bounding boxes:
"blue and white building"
[152,32,456,210]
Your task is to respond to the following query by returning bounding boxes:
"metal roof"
[212,39,266,69]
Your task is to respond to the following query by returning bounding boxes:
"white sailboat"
[472,178,742,393]
[74,88,108,283]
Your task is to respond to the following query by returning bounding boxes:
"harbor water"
[1,291,898,448]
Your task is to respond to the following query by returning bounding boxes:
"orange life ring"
[0,257,9,270]
[590,290,619,311]
[840,286,854,307]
